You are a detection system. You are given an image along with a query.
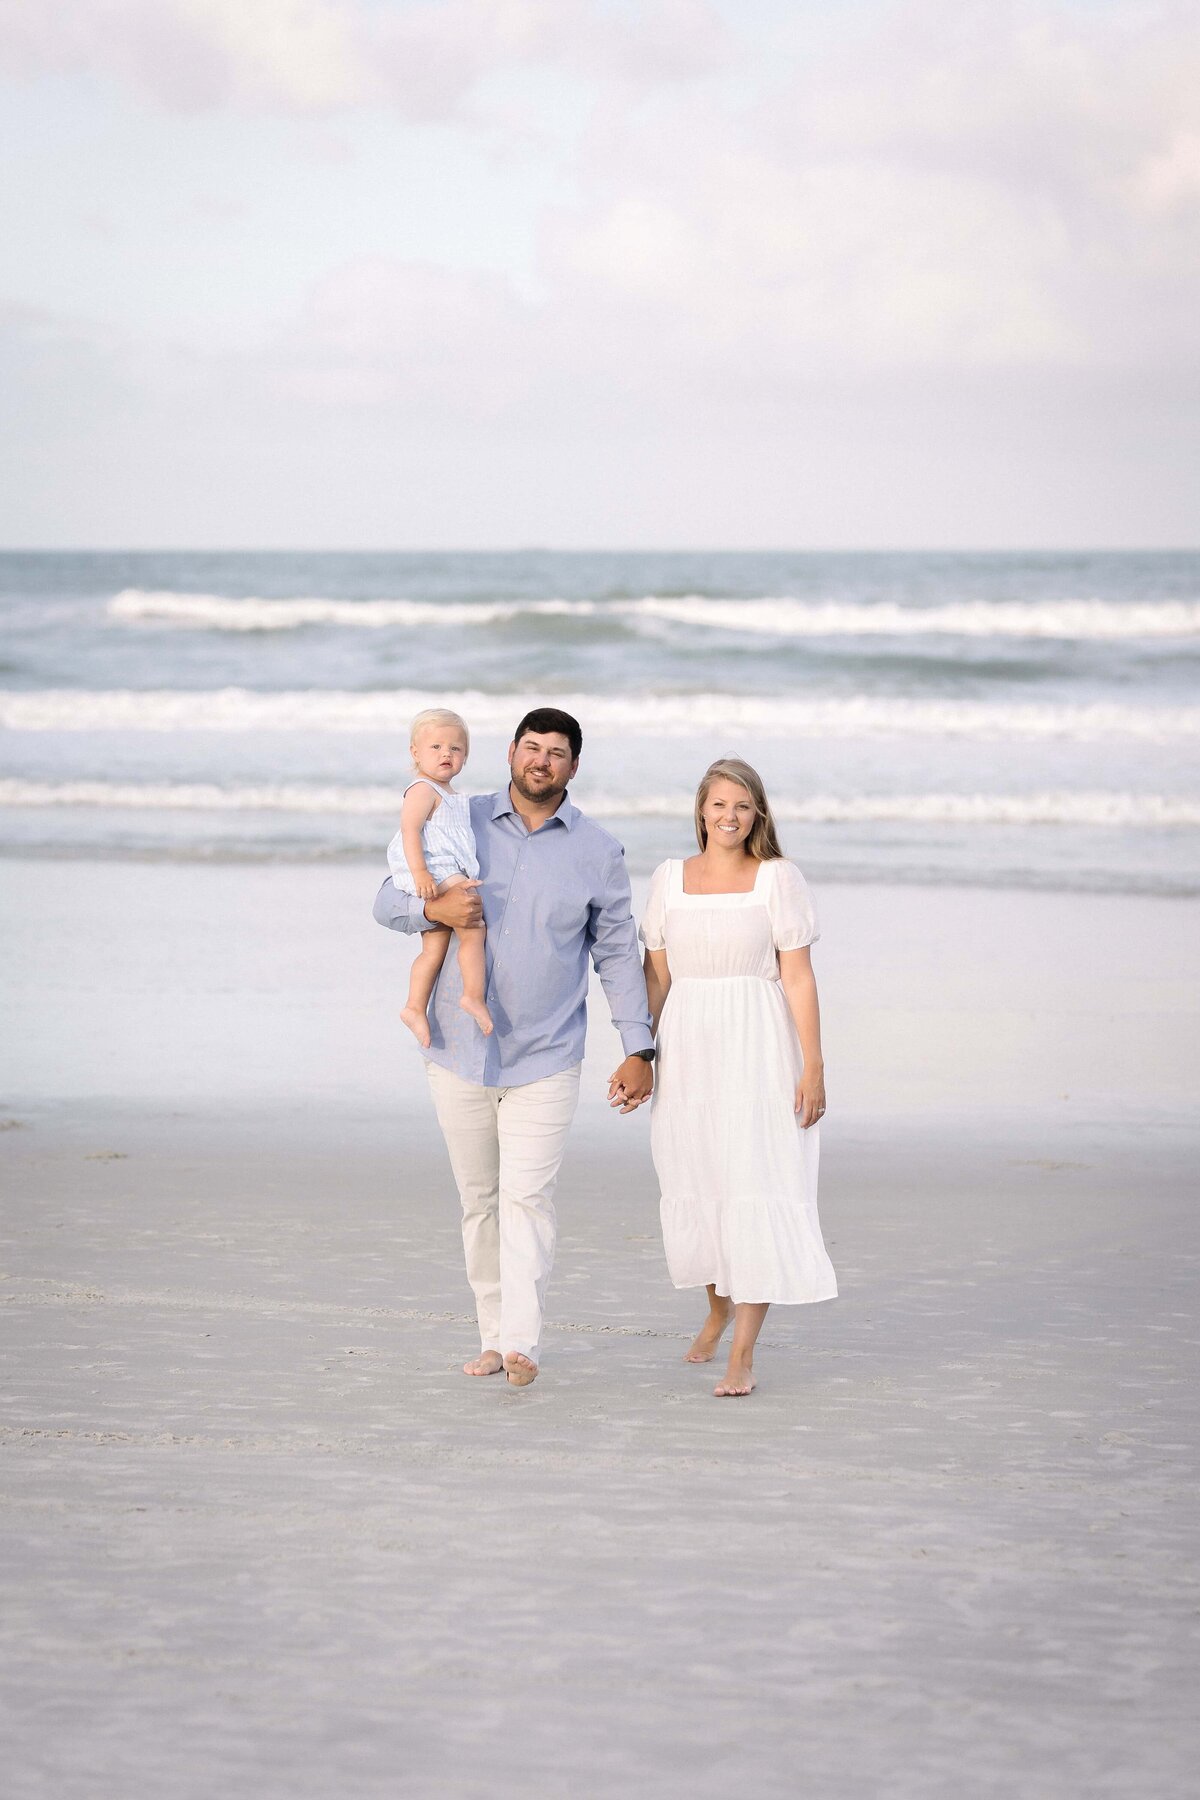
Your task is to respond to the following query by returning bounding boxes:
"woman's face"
[702,777,756,850]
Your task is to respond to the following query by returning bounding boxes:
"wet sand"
[2,861,1198,1798]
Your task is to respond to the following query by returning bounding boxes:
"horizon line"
[2,544,1198,558]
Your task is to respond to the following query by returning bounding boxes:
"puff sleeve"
[638,859,671,952]
[766,858,820,950]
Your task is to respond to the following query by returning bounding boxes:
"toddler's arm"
[399,782,441,901]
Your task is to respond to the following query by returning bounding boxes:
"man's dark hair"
[512,707,582,761]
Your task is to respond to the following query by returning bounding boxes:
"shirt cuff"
[374,878,437,933]
[618,1024,655,1057]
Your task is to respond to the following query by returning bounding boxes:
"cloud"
[2,4,1198,545]
[548,1,1200,378]
[561,149,1077,374]
[0,0,731,115]
[206,3,1200,431]
[6,3,1196,391]
[1134,129,1200,214]
[274,255,533,414]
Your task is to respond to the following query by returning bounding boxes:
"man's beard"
[510,766,569,805]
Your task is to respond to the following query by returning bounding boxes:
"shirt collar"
[491,786,577,830]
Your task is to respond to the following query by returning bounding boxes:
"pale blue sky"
[1,0,1197,547]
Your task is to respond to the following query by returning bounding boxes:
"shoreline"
[1,841,1196,901]
[5,857,1198,1119]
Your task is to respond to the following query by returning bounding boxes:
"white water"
[108,589,1200,640]
[4,779,1197,828]
[5,688,1199,743]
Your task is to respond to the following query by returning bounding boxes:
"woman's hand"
[413,870,437,901]
[795,1064,826,1129]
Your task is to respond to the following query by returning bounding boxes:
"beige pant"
[424,1060,582,1365]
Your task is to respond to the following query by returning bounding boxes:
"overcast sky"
[1,0,1198,549]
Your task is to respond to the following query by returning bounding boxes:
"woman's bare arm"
[779,946,826,1127]
[644,947,672,1034]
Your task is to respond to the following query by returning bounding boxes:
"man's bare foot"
[714,1362,756,1397]
[460,996,494,1036]
[685,1306,731,1363]
[463,1351,504,1377]
[504,1353,538,1387]
[400,1005,431,1048]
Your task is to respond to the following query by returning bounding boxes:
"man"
[373,707,655,1387]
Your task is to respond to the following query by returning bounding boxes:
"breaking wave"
[108,591,595,631]
[108,590,1200,640]
[3,688,1199,743]
[2,779,1197,828]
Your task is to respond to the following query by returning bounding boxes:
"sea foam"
[108,591,596,631]
[3,688,1199,742]
[2,779,1196,828]
[108,589,1200,640]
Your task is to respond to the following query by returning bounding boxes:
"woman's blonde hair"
[694,757,783,861]
[410,708,470,760]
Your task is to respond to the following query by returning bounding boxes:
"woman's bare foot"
[463,1351,504,1377]
[459,995,494,1035]
[714,1361,756,1397]
[400,1004,431,1048]
[685,1304,731,1363]
[504,1353,538,1387]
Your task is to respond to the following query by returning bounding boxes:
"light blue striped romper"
[387,778,480,893]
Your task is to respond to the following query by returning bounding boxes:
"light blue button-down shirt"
[373,788,653,1088]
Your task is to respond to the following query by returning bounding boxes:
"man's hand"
[425,881,482,930]
[607,1055,653,1114]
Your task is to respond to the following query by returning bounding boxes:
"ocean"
[1,548,1197,894]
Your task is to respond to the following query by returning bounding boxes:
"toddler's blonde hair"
[410,708,470,762]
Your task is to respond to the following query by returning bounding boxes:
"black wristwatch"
[632,1048,656,1063]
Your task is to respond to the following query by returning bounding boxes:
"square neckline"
[674,856,768,900]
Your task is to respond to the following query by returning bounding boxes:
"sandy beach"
[3,859,1198,1798]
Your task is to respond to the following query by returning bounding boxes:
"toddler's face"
[413,725,468,783]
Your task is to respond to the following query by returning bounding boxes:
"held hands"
[795,1063,826,1130]
[425,881,482,930]
[607,1055,654,1114]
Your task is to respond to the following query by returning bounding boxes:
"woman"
[639,758,837,1396]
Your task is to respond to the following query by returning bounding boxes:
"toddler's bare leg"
[456,926,494,1036]
[400,926,451,1048]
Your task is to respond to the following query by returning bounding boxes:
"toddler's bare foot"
[685,1305,731,1363]
[459,996,494,1036]
[463,1351,504,1377]
[400,1004,431,1048]
[714,1361,756,1397]
[504,1353,538,1387]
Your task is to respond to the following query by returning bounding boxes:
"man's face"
[508,731,578,805]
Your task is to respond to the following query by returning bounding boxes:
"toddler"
[387,709,493,1046]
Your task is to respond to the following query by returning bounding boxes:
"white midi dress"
[640,857,837,1306]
